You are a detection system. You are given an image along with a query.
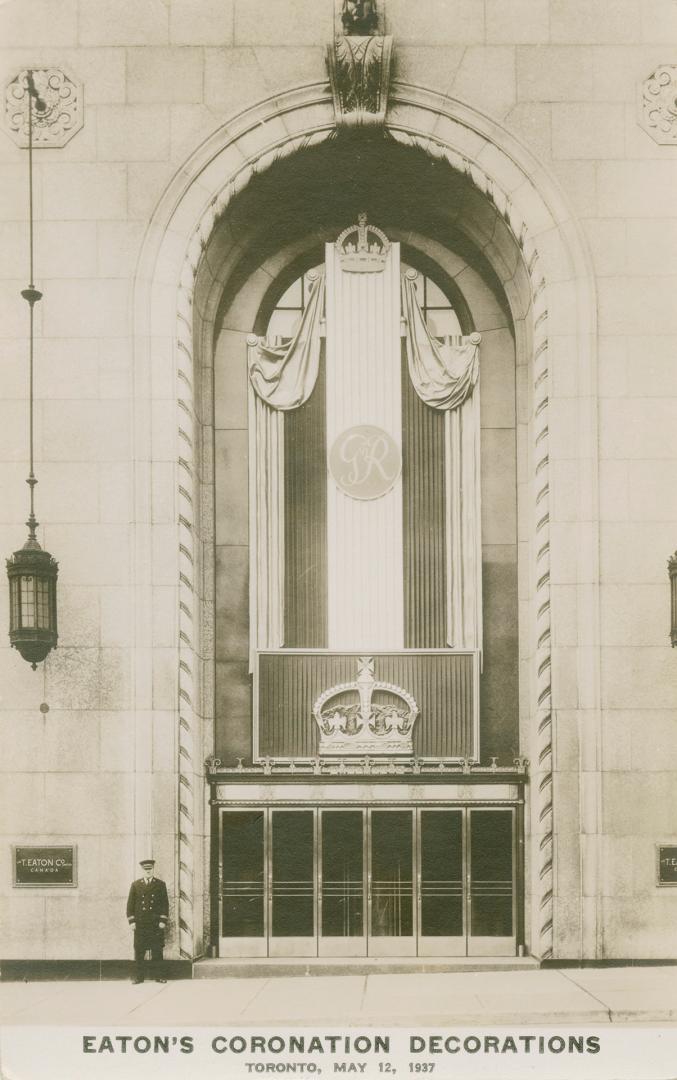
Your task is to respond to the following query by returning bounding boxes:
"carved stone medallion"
[639,65,677,145]
[4,68,83,148]
[329,425,401,500]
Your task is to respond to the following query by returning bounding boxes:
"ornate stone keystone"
[327,1,393,131]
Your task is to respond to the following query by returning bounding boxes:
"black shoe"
[132,977,144,984]
[155,978,167,983]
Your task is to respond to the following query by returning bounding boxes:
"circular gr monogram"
[328,425,401,500]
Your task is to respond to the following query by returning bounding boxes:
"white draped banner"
[325,239,404,650]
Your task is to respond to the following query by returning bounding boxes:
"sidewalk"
[1,966,677,1026]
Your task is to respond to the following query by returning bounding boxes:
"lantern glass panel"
[36,578,50,629]
[20,575,36,628]
[9,575,19,627]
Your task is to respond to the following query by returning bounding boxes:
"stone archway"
[132,81,599,963]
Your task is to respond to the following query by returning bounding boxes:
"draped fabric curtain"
[247,271,326,661]
[402,273,479,410]
[248,271,325,409]
[402,273,483,654]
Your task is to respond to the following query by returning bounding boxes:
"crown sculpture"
[336,213,390,272]
[313,656,419,755]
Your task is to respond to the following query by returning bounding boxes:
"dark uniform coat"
[126,876,169,951]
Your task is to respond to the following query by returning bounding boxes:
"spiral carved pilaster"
[531,267,554,961]
[175,282,198,960]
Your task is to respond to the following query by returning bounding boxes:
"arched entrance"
[132,83,598,965]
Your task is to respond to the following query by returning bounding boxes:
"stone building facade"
[1,0,677,972]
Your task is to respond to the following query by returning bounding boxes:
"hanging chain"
[21,72,46,544]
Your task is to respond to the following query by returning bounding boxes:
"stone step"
[193,955,539,978]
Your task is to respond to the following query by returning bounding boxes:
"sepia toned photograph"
[1,0,677,1076]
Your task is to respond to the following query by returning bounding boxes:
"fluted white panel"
[325,242,404,649]
[248,363,285,661]
[444,343,483,654]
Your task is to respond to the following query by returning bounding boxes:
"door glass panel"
[321,811,364,937]
[371,810,413,937]
[420,810,463,937]
[470,810,513,937]
[222,811,265,938]
[271,810,314,937]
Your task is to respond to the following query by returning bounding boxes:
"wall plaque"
[13,845,77,887]
[657,845,677,886]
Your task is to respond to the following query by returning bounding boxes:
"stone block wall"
[0,0,675,960]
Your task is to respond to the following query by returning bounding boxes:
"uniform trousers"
[133,927,165,982]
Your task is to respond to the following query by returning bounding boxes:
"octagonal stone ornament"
[4,68,83,148]
[639,65,677,145]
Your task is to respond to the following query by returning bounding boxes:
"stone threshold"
[193,956,540,978]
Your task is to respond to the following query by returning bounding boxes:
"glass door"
[319,810,367,956]
[368,809,416,956]
[219,803,518,959]
[417,809,465,956]
[466,808,516,956]
[269,809,316,956]
[220,810,266,957]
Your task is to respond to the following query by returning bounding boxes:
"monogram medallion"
[328,424,401,500]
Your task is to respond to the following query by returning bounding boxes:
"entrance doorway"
[219,805,517,958]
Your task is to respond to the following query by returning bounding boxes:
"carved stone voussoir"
[639,65,677,144]
[327,34,393,128]
[4,68,83,148]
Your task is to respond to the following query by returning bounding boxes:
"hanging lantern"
[6,71,59,670]
[669,552,677,648]
[7,542,58,669]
